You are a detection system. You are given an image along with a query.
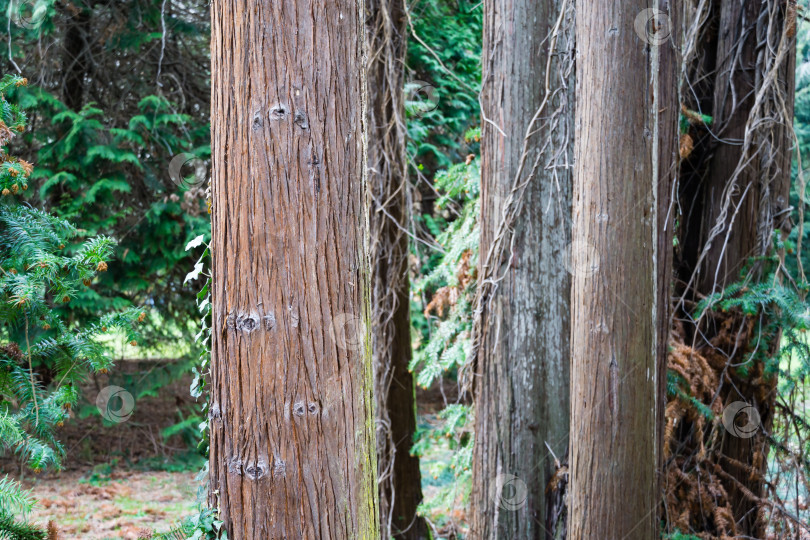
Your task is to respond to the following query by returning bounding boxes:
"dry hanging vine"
[666,0,809,536]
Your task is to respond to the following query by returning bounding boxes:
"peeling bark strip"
[569,0,678,537]
[209,1,378,539]
[470,0,574,538]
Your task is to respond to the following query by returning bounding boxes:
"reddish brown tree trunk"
[61,5,91,111]
[209,1,378,538]
[569,0,678,537]
[366,0,428,538]
[675,1,796,535]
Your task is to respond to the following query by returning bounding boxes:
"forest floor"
[2,360,204,539]
[3,360,462,539]
[15,469,199,539]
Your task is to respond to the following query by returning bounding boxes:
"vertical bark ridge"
[209,1,378,538]
[366,0,429,537]
[470,0,575,538]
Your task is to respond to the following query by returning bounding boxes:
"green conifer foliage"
[0,74,140,537]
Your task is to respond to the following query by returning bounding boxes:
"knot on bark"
[294,110,309,130]
[209,402,222,421]
[244,460,268,481]
[269,104,288,121]
[293,402,306,417]
[252,113,263,131]
[237,313,259,333]
[228,458,243,475]
[226,311,260,334]
[263,313,276,330]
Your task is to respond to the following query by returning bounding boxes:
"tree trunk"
[674,1,796,535]
[366,1,428,538]
[569,0,678,537]
[470,1,574,538]
[208,1,378,538]
[61,4,91,111]
[678,0,795,306]
[694,0,793,294]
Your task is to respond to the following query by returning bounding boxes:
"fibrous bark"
[680,0,794,295]
[568,0,678,537]
[209,1,378,538]
[470,0,574,538]
[366,0,428,538]
[672,0,796,535]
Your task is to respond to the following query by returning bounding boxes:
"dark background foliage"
[1,0,211,349]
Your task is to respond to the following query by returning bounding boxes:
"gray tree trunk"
[470,0,575,537]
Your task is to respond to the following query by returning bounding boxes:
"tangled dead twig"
[670,1,807,536]
[466,0,575,394]
[664,314,810,538]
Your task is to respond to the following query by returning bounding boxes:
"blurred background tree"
[1,0,210,353]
